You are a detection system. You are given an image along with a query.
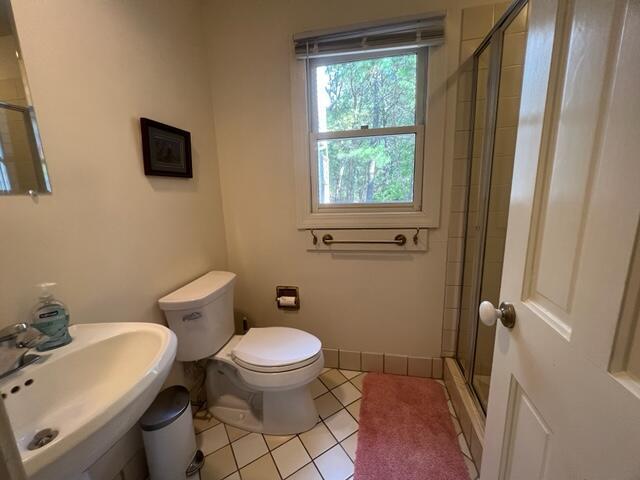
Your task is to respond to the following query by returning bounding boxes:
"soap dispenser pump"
[31,282,72,351]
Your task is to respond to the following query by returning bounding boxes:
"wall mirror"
[0,0,50,195]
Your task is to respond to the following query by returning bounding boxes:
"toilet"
[158,271,324,435]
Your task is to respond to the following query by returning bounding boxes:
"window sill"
[297,209,438,230]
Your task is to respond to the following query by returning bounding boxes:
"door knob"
[479,301,516,328]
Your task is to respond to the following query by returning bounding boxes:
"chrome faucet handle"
[15,327,51,349]
[0,323,28,343]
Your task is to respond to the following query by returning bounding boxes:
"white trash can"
[140,385,204,480]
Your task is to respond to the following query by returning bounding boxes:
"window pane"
[314,53,417,132]
[317,134,415,205]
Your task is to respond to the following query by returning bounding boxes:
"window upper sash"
[293,13,445,59]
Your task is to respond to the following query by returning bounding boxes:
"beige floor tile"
[464,455,479,480]
[320,369,348,389]
[231,433,268,468]
[299,422,337,458]
[225,424,249,442]
[309,378,328,399]
[197,423,229,456]
[339,370,360,380]
[221,473,240,480]
[325,410,358,442]
[314,392,342,419]
[448,400,457,417]
[193,411,221,433]
[287,462,323,480]
[349,374,365,392]
[451,415,462,435]
[340,432,358,462]
[264,433,294,451]
[272,437,311,478]
[331,382,361,407]
[314,445,354,480]
[200,446,237,480]
[457,433,472,458]
[345,400,361,422]
[239,453,280,480]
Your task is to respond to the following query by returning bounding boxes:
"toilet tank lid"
[158,271,236,311]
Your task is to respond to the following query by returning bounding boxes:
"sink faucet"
[0,323,46,380]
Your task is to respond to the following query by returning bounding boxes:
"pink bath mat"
[354,373,469,480]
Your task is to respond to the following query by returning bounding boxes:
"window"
[292,14,446,229]
[309,50,427,212]
[0,140,10,192]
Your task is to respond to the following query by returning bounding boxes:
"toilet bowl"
[158,271,323,435]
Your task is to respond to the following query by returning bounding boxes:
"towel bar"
[321,233,407,246]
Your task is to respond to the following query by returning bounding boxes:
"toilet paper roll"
[277,296,297,307]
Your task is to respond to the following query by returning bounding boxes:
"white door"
[480,0,640,479]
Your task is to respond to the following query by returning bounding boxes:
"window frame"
[308,49,427,214]
[291,43,446,229]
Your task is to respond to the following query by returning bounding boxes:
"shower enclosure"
[455,0,529,413]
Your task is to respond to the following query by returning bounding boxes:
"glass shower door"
[456,1,529,412]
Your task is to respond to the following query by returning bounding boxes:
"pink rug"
[354,373,469,480]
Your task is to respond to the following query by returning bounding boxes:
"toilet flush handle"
[182,311,202,322]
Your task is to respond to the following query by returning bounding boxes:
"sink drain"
[28,429,58,450]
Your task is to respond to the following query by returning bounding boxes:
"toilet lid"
[232,327,321,368]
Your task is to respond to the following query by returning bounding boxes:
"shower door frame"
[455,0,529,414]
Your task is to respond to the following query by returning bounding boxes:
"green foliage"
[316,53,418,204]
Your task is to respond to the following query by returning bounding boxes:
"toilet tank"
[158,271,236,362]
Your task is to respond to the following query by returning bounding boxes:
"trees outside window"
[310,51,426,210]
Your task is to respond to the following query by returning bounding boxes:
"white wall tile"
[432,358,444,379]
[384,354,408,375]
[361,352,383,372]
[443,309,459,330]
[442,329,458,352]
[322,348,339,368]
[407,356,432,378]
[338,350,361,371]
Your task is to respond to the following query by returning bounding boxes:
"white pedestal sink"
[0,322,177,480]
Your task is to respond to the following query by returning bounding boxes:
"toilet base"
[206,359,319,435]
[209,385,317,435]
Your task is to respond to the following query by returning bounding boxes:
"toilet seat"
[231,327,321,372]
[213,334,324,391]
[233,352,322,373]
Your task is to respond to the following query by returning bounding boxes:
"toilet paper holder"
[276,286,300,310]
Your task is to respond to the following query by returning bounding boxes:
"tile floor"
[193,368,479,480]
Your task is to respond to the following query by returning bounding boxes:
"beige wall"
[203,0,494,357]
[0,0,227,329]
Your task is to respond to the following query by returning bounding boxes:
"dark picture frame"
[140,118,192,178]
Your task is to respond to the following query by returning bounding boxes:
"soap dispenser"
[31,282,72,351]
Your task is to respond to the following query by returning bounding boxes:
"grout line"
[293,421,326,480]
[238,451,279,478]
[266,447,284,480]
[222,424,241,474]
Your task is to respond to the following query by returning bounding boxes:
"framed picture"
[140,118,192,178]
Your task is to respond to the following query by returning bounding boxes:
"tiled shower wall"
[442,2,511,357]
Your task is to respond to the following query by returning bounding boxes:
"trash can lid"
[139,385,191,432]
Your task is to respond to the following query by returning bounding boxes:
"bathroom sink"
[0,322,177,480]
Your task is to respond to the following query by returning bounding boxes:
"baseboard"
[322,348,444,379]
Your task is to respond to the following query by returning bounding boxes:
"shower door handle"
[479,301,516,329]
